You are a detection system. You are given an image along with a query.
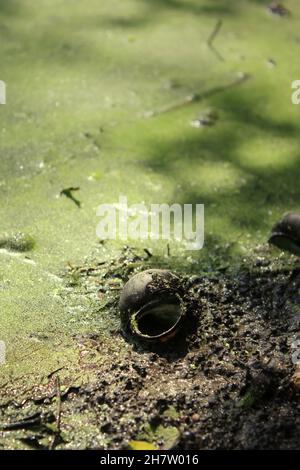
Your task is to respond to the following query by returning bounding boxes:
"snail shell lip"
[130,296,185,342]
[119,269,184,342]
[119,269,180,314]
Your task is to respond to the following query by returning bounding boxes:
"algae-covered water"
[1,0,300,449]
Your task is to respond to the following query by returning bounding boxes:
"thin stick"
[143,248,153,258]
[47,367,65,380]
[207,19,224,62]
[167,243,170,257]
[1,413,42,431]
[49,376,62,450]
[145,73,250,118]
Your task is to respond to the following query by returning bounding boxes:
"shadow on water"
[98,0,272,29]
[135,85,300,260]
[0,0,19,15]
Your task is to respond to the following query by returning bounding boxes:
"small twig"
[207,19,222,46]
[49,376,62,450]
[145,72,250,118]
[144,93,196,118]
[0,381,9,391]
[207,19,224,62]
[143,248,153,258]
[47,366,65,380]
[83,132,101,150]
[1,413,42,431]
[60,187,81,208]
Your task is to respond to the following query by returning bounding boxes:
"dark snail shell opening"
[268,233,300,256]
[130,296,184,340]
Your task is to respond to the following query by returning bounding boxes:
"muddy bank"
[1,248,300,450]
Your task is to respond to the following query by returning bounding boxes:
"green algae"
[163,405,179,419]
[136,422,180,449]
[128,440,157,450]
[0,232,35,252]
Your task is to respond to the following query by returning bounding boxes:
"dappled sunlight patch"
[237,136,299,170]
[178,160,248,195]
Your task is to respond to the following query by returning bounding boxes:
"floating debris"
[267,58,277,68]
[207,19,224,62]
[190,109,218,128]
[162,79,181,90]
[1,412,54,431]
[0,232,35,252]
[83,131,101,150]
[267,2,290,17]
[144,73,250,118]
[119,269,186,343]
[268,212,300,256]
[60,187,81,208]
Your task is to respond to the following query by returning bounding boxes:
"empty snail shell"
[119,269,185,342]
[268,212,300,256]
